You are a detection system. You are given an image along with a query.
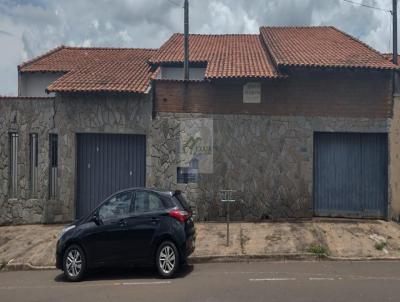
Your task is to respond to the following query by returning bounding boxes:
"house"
[0,26,399,225]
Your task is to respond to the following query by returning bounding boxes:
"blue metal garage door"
[76,133,146,218]
[313,132,387,218]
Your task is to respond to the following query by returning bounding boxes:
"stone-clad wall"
[0,94,151,225]
[389,95,400,221]
[0,95,395,224]
[148,113,390,221]
[0,97,54,224]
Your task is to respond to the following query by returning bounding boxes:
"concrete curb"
[188,253,323,263]
[3,263,56,271]
[3,254,400,272]
[188,253,400,263]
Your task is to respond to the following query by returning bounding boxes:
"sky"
[0,0,395,96]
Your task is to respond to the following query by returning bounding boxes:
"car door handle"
[150,217,159,224]
[119,219,127,227]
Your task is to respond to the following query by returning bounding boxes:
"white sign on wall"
[179,118,213,174]
[243,82,261,103]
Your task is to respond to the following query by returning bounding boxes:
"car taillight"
[169,209,191,223]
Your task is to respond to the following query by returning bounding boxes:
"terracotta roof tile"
[20,46,157,94]
[383,53,400,64]
[260,26,397,70]
[149,34,283,79]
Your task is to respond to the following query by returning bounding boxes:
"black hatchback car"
[56,188,195,281]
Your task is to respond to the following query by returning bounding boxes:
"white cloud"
[0,0,395,95]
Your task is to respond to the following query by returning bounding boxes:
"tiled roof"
[149,34,283,79]
[20,46,157,94]
[260,26,397,70]
[383,53,400,64]
[18,26,396,95]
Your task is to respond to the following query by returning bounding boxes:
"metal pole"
[226,200,230,246]
[184,0,189,81]
[393,0,398,65]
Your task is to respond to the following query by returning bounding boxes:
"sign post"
[220,190,236,246]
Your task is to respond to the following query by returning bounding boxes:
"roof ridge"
[259,28,281,70]
[18,45,66,70]
[62,46,157,51]
[260,25,334,29]
[171,33,259,37]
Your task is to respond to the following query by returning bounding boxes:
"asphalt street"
[1,261,400,302]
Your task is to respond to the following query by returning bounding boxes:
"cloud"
[0,0,394,95]
[0,29,12,36]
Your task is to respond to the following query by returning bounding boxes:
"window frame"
[49,133,58,199]
[130,190,167,215]
[9,132,18,198]
[29,133,39,197]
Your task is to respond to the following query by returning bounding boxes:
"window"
[29,134,38,197]
[49,134,58,199]
[132,191,165,214]
[177,167,198,183]
[158,66,206,80]
[9,132,18,198]
[243,82,261,103]
[98,191,132,221]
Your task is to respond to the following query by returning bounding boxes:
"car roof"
[117,187,175,197]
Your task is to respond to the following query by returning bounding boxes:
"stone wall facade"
[0,94,151,225]
[0,93,398,224]
[389,95,400,221]
[0,97,54,224]
[148,113,391,221]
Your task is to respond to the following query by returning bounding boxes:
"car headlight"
[58,225,76,239]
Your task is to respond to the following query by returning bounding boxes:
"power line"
[167,0,182,7]
[342,0,392,13]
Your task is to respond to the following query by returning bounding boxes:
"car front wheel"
[63,244,86,282]
[156,241,179,278]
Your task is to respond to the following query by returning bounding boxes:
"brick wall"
[154,69,393,118]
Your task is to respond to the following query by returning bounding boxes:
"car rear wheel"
[63,244,86,282]
[156,241,179,278]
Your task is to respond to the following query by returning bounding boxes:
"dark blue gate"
[313,132,388,218]
[76,133,146,218]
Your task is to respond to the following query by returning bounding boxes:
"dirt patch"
[0,236,12,247]
[1,220,400,269]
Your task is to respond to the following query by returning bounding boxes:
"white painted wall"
[159,67,206,80]
[19,72,65,97]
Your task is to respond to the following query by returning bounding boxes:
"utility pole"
[184,0,189,81]
[393,0,398,65]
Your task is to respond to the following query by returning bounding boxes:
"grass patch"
[308,244,328,256]
[374,241,387,251]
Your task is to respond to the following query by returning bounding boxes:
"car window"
[171,193,191,211]
[98,191,132,221]
[133,191,165,214]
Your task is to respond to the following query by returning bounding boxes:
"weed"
[374,241,387,251]
[308,244,328,256]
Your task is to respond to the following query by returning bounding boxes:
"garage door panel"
[76,133,146,218]
[361,134,388,217]
[314,132,387,218]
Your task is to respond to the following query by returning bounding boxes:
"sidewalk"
[1,219,400,270]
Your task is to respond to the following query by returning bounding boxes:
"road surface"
[1,261,400,301]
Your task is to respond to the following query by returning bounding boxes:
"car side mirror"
[92,212,101,225]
